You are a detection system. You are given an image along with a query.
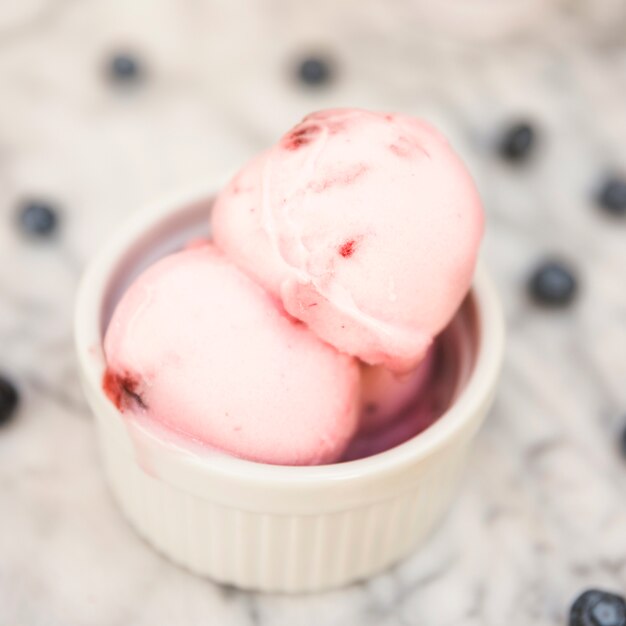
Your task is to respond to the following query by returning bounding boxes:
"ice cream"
[359,347,435,434]
[343,396,439,461]
[212,108,483,371]
[103,244,359,465]
[102,107,484,467]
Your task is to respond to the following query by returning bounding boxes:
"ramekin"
[75,187,504,593]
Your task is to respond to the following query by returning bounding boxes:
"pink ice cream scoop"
[359,347,435,435]
[212,108,484,371]
[103,244,359,465]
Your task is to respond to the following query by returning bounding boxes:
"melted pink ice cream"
[359,347,434,434]
[213,108,483,371]
[345,328,462,461]
[103,245,359,465]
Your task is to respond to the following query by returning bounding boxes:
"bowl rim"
[75,184,505,487]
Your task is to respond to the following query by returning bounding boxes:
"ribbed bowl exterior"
[93,394,484,593]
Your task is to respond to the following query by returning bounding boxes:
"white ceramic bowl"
[75,187,504,593]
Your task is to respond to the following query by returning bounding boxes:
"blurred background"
[2,1,626,625]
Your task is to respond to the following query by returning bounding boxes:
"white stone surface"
[1,1,626,624]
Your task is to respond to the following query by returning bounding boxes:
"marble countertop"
[2,1,626,624]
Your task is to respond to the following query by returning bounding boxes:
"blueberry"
[498,121,536,162]
[570,589,626,626]
[17,200,59,237]
[296,56,332,86]
[0,376,19,427]
[107,53,142,83]
[528,260,578,307]
[596,176,626,216]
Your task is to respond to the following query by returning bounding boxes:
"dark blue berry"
[570,589,626,626]
[528,260,578,307]
[498,121,536,162]
[108,53,142,83]
[296,56,332,86]
[0,376,19,427]
[596,176,626,216]
[18,200,58,237]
